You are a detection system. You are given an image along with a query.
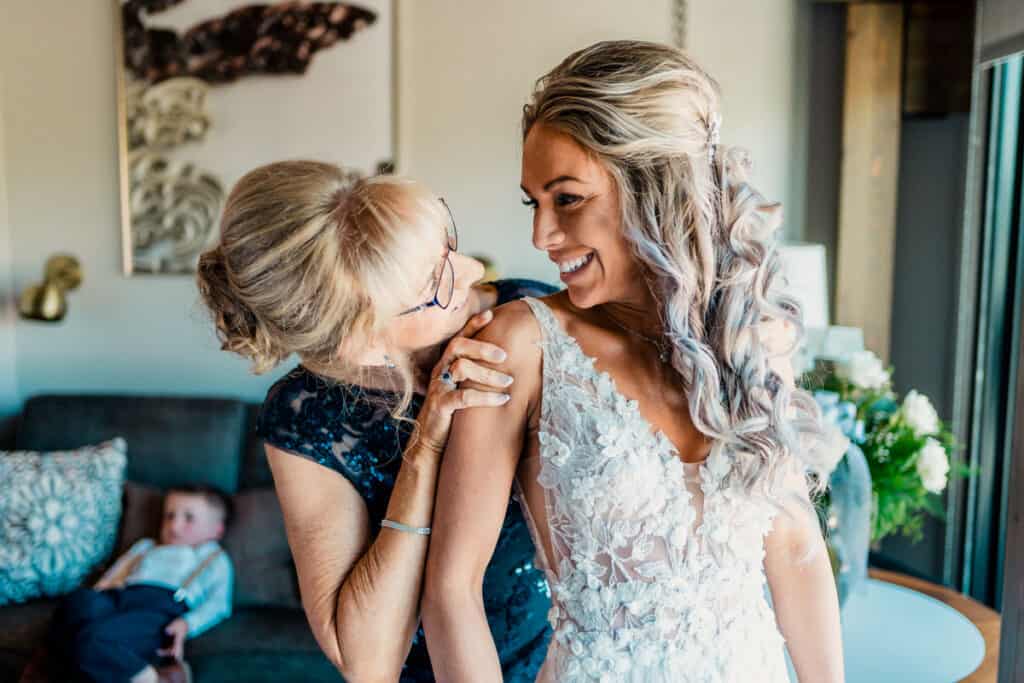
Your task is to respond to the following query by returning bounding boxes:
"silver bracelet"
[381,519,431,536]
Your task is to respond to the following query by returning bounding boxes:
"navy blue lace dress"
[256,280,555,682]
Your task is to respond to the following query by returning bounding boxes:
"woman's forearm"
[421,585,502,682]
[331,444,441,680]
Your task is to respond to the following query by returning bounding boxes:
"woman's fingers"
[455,308,494,339]
[444,388,511,412]
[430,311,507,382]
[435,338,507,377]
[414,309,512,453]
[447,358,514,390]
[417,383,511,453]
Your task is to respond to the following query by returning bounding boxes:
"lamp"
[777,243,830,373]
[776,243,868,371]
[777,243,829,328]
[18,254,83,322]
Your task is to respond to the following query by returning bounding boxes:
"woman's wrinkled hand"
[414,309,514,457]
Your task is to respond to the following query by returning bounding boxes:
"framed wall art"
[114,0,394,274]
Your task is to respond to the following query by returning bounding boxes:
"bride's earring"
[383,354,397,369]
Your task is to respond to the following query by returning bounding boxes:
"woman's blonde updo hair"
[197,160,446,402]
[523,41,825,501]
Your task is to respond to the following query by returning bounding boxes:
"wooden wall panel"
[835,3,904,362]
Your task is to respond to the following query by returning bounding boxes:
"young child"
[48,484,234,683]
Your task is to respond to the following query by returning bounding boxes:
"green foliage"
[802,359,969,545]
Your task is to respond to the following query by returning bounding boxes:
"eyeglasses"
[398,198,459,316]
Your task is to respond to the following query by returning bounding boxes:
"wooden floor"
[869,569,1001,683]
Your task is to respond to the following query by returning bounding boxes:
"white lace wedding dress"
[516,297,792,683]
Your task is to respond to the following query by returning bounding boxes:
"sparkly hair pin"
[707,113,722,163]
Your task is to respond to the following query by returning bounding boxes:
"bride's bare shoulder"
[472,298,542,362]
[466,296,555,405]
[476,289,580,348]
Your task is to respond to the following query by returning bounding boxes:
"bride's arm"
[762,317,845,682]
[422,302,542,683]
[764,473,844,682]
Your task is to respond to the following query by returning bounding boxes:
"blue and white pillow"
[0,438,127,604]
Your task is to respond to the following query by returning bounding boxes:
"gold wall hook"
[18,254,82,322]
[44,255,83,292]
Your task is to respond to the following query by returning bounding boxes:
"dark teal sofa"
[0,394,340,682]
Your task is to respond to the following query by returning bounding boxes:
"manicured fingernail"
[480,310,494,322]
[492,349,508,362]
[500,394,511,403]
[501,375,514,386]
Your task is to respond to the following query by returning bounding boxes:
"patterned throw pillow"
[0,438,127,605]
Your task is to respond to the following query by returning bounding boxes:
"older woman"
[197,162,552,681]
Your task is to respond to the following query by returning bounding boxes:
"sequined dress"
[256,280,554,683]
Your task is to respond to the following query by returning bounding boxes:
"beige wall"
[0,45,18,416]
[399,0,804,282]
[2,2,282,405]
[688,0,803,238]
[396,0,673,282]
[981,0,1024,60]
[0,0,801,407]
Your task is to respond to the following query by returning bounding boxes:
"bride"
[421,41,844,682]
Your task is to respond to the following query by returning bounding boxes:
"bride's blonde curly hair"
[523,41,826,501]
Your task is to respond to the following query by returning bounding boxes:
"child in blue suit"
[49,485,234,683]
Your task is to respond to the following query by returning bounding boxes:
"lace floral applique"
[520,297,792,683]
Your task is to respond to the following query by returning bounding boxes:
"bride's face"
[521,124,646,309]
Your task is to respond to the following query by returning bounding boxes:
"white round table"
[786,578,986,682]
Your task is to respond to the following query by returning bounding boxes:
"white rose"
[837,350,890,390]
[902,390,940,435]
[916,438,950,493]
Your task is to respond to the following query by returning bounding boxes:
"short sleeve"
[491,278,559,304]
[255,366,407,519]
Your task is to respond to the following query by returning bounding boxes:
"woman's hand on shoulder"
[443,299,546,452]
[415,309,516,457]
[464,299,545,405]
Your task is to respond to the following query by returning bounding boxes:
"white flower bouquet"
[805,350,968,544]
